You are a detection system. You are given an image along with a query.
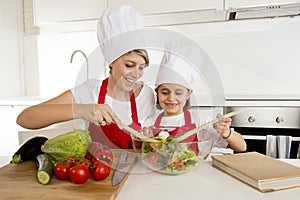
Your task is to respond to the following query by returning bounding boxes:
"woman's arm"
[16,90,75,129]
[16,90,123,130]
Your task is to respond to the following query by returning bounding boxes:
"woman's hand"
[142,126,155,137]
[213,114,232,138]
[73,104,122,128]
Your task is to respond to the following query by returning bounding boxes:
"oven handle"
[243,135,300,141]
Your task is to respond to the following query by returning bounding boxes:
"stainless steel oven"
[225,106,300,158]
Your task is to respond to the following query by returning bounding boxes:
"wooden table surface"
[0,150,136,200]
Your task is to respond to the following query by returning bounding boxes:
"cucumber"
[11,136,48,163]
[35,153,54,185]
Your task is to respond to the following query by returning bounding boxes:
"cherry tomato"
[145,152,159,165]
[76,158,92,167]
[54,161,72,180]
[65,156,79,166]
[69,165,90,184]
[92,162,110,181]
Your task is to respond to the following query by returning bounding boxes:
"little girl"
[146,43,247,153]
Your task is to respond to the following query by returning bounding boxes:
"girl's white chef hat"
[97,5,145,65]
[155,42,201,90]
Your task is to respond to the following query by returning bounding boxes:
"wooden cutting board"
[0,150,136,200]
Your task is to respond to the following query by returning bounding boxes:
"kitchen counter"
[1,155,300,199]
[0,96,47,106]
[0,156,10,168]
[116,156,300,200]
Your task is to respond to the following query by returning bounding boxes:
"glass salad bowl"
[131,134,213,175]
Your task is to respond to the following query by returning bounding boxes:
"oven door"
[233,127,300,158]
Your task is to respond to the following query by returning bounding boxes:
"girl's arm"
[213,114,247,152]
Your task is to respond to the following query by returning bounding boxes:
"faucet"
[70,50,89,80]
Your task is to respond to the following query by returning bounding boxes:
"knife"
[112,151,136,186]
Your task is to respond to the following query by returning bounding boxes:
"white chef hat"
[97,5,145,64]
[155,42,201,90]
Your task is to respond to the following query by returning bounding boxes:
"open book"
[211,152,300,192]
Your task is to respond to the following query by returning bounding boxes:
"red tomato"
[54,161,72,180]
[65,156,79,166]
[76,158,92,167]
[92,162,110,181]
[145,152,159,164]
[69,165,90,184]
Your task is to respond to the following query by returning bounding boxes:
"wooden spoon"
[122,125,158,143]
[175,110,243,142]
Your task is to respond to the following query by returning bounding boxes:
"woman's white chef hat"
[155,42,201,90]
[97,5,145,64]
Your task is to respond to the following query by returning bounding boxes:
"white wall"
[36,31,103,98]
[162,16,300,101]
[33,16,300,103]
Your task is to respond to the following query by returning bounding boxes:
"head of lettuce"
[41,129,92,162]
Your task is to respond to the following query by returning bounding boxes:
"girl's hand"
[73,104,122,128]
[213,114,232,138]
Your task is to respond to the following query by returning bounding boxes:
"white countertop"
[0,156,10,168]
[116,156,300,200]
[1,155,300,199]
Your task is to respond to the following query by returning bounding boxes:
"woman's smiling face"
[110,51,147,92]
[157,83,192,116]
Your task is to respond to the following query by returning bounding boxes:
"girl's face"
[110,51,147,93]
[157,83,192,116]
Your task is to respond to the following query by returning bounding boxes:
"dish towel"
[266,135,292,159]
[297,143,300,158]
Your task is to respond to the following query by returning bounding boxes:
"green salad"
[141,136,202,174]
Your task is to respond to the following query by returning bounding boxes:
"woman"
[17,5,156,149]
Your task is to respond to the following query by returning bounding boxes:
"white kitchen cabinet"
[108,0,225,27]
[33,0,225,31]
[0,97,86,156]
[0,0,23,97]
[0,105,28,156]
[33,0,107,25]
[33,0,223,26]
[108,0,224,15]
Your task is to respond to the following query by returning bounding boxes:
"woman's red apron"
[88,78,141,149]
[153,110,199,154]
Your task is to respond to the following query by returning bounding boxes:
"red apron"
[88,78,141,149]
[153,110,199,154]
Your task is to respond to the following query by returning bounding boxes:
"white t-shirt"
[145,109,228,148]
[71,79,156,129]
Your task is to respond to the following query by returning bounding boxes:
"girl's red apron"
[153,110,199,154]
[88,78,141,149]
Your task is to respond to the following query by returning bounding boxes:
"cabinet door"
[109,0,224,15]
[0,105,27,156]
[0,0,23,97]
[33,0,107,25]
